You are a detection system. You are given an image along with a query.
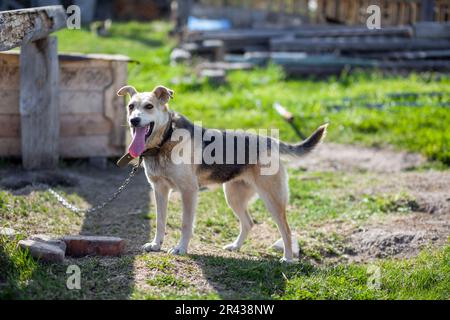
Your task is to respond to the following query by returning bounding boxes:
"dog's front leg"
[168,187,198,255]
[142,181,170,252]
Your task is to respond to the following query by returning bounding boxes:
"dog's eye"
[128,104,135,111]
[144,104,154,110]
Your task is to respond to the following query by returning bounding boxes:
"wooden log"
[414,22,450,39]
[420,0,435,21]
[20,36,59,169]
[0,5,67,51]
[292,26,413,38]
[377,59,450,71]
[186,26,414,53]
[270,36,450,52]
[358,49,450,60]
[197,61,253,70]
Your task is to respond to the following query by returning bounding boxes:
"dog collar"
[116,113,174,168]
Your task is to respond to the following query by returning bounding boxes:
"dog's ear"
[153,85,174,104]
[117,85,138,97]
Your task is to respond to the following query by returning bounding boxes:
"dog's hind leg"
[253,168,293,262]
[223,180,256,251]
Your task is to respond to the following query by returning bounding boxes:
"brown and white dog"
[117,85,327,262]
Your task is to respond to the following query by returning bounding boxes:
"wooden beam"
[270,36,450,52]
[0,5,67,51]
[20,36,60,169]
[420,0,435,21]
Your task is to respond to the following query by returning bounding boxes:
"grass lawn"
[0,21,449,300]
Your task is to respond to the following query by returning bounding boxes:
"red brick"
[63,236,125,257]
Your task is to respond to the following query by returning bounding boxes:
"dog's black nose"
[130,117,141,127]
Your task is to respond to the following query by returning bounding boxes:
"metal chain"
[35,162,141,216]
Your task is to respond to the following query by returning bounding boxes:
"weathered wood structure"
[174,1,450,78]
[0,52,129,160]
[0,6,129,169]
[0,6,67,169]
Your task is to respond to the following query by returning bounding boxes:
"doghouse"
[0,52,130,164]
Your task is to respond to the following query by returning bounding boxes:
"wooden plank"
[270,36,450,52]
[0,114,112,138]
[59,136,123,158]
[0,135,123,158]
[103,60,127,148]
[60,114,112,136]
[0,90,20,114]
[420,0,435,21]
[60,91,105,114]
[0,114,20,137]
[0,137,21,156]
[359,49,450,60]
[0,6,67,51]
[414,22,450,38]
[292,26,413,38]
[0,90,105,115]
[20,36,59,169]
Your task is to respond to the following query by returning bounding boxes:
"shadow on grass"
[189,254,316,299]
[0,164,153,299]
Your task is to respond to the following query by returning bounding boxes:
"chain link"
[35,162,141,216]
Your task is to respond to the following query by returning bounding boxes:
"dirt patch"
[294,143,426,173]
[348,212,448,262]
[344,171,448,262]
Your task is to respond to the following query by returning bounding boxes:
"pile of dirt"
[350,228,426,259]
[347,210,448,262]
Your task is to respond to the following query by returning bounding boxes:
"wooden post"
[420,0,435,21]
[19,36,60,169]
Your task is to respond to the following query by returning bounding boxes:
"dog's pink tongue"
[128,127,147,158]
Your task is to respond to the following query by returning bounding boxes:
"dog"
[117,85,327,262]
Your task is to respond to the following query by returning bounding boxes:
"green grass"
[55,21,450,165]
[280,245,450,300]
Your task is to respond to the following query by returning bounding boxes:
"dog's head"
[117,85,174,157]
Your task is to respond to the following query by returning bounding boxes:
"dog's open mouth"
[128,122,155,158]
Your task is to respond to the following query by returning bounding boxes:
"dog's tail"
[278,124,328,159]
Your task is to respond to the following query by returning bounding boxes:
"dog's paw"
[279,257,295,264]
[142,242,161,252]
[167,246,187,255]
[223,243,241,252]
